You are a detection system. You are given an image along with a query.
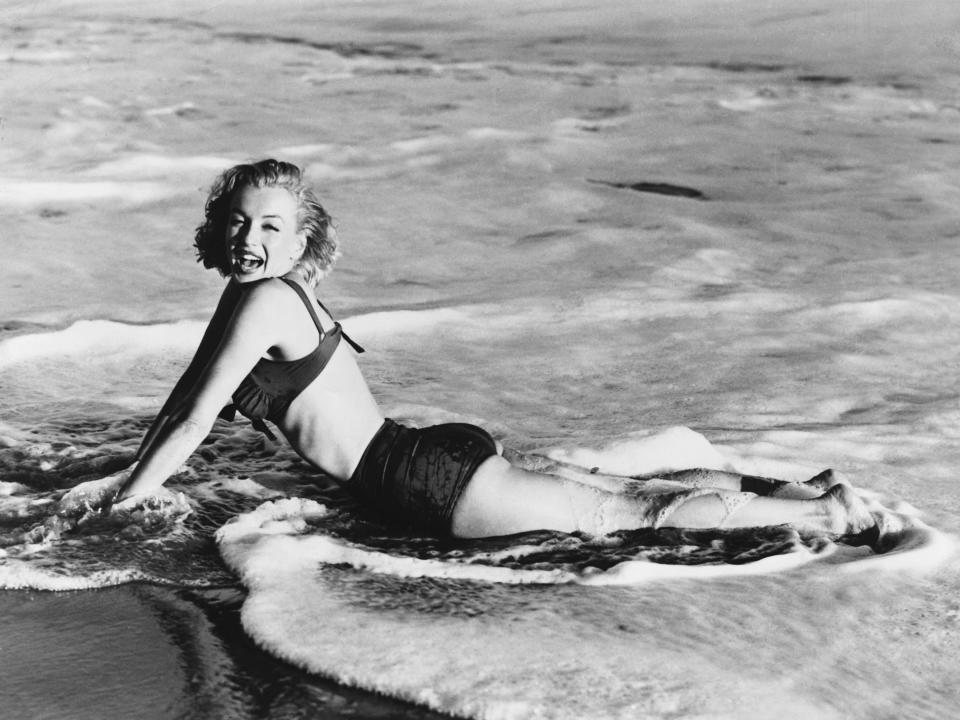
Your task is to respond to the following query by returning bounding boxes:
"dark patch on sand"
[796,75,852,85]
[694,283,740,299]
[0,320,48,334]
[824,165,859,172]
[886,81,923,91]
[544,34,590,46]
[518,34,590,52]
[705,61,788,73]
[144,16,214,32]
[490,62,602,86]
[401,103,459,116]
[516,229,575,245]
[173,105,206,118]
[588,179,707,200]
[576,103,632,120]
[389,278,435,289]
[357,66,437,78]
[751,8,831,27]
[217,31,436,61]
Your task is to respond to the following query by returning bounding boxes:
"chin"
[231,268,264,283]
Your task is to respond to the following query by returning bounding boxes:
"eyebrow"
[229,210,286,222]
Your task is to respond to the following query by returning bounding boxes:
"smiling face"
[226,185,306,283]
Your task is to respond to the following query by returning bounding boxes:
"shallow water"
[3,1,960,718]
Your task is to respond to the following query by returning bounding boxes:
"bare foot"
[804,469,840,493]
[821,483,877,536]
[769,469,840,500]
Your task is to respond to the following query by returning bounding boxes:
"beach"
[3,1,960,717]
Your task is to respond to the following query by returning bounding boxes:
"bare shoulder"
[237,277,291,302]
[232,278,301,316]
[215,282,287,341]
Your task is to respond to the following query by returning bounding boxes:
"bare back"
[235,276,384,481]
[276,332,385,481]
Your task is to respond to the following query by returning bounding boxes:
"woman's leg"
[645,468,839,499]
[450,456,874,539]
[654,483,872,532]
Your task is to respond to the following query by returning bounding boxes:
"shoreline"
[2,585,446,720]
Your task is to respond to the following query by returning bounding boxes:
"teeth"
[233,251,264,271]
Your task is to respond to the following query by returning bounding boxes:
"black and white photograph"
[2,1,959,718]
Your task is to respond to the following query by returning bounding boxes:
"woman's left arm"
[115,282,287,501]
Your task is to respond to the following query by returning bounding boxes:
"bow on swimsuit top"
[226,277,363,427]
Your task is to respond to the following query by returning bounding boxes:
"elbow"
[179,414,215,441]
[168,408,216,445]
[179,416,210,435]
[155,417,211,453]
[175,397,222,434]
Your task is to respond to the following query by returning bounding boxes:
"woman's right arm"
[135,281,242,461]
[116,281,290,502]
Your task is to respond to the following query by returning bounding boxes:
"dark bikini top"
[220,277,364,435]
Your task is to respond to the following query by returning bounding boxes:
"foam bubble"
[0,560,158,591]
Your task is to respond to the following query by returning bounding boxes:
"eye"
[228,216,245,227]
[263,223,280,232]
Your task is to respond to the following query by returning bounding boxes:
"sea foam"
[0,179,173,207]
[214,426,952,720]
[0,305,468,370]
[0,320,204,369]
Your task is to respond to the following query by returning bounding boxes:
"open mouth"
[233,251,265,274]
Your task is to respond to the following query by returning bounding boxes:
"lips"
[233,250,265,274]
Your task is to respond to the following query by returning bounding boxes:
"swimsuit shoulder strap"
[278,276,365,353]
[336,324,365,354]
[315,297,365,353]
[278,276,326,335]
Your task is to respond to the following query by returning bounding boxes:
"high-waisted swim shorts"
[348,419,498,535]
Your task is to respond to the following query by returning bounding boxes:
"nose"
[232,221,256,246]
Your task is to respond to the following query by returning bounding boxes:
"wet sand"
[3,587,445,720]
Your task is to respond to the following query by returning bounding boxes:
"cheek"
[259,238,290,264]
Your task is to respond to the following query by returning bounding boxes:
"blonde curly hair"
[194,159,339,286]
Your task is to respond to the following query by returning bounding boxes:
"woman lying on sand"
[115,159,876,540]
